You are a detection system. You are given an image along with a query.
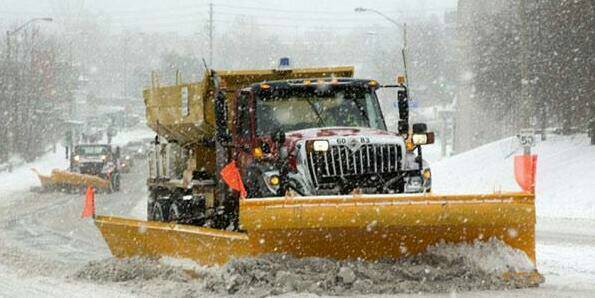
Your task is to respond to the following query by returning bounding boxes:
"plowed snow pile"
[74,239,542,296]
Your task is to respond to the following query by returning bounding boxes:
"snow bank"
[432,134,595,219]
[74,239,542,296]
[0,149,69,198]
[426,238,535,274]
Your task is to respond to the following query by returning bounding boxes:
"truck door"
[233,91,255,168]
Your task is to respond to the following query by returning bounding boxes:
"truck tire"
[147,190,157,221]
[151,201,168,222]
[112,173,121,192]
[169,202,181,222]
[106,173,118,193]
[245,166,273,198]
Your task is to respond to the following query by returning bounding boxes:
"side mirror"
[272,129,286,145]
[412,123,428,134]
[411,123,434,145]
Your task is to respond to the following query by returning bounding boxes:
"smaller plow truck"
[95,64,538,281]
[32,144,121,192]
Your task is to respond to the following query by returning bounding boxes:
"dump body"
[144,66,354,177]
[144,67,354,146]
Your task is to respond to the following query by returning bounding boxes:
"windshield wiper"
[305,97,326,127]
[351,97,371,126]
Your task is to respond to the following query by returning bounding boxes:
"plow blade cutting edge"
[95,192,536,268]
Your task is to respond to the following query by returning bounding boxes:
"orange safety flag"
[81,185,95,218]
[514,154,538,193]
[220,161,247,198]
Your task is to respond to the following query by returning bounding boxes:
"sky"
[1,0,457,35]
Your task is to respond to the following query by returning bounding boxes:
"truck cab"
[233,78,433,197]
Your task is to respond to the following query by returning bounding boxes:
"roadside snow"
[0,127,154,199]
[537,242,595,292]
[0,264,136,298]
[432,134,595,219]
[74,239,541,297]
[0,149,69,198]
[426,238,535,274]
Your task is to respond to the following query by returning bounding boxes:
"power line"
[214,11,393,23]
[215,3,454,15]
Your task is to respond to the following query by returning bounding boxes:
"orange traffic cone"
[82,185,95,218]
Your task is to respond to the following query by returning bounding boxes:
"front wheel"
[151,201,168,222]
[112,173,121,192]
[169,202,181,222]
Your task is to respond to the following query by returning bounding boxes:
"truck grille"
[79,162,104,174]
[306,144,402,187]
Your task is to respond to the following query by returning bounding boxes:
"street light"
[355,7,409,82]
[6,17,53,59]
[354,7,403,30]
[8,17,53,35]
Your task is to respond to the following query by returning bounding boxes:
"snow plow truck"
[94,64,539,280]
[32,144,121,192]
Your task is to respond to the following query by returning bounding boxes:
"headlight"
[125,156,130,160]
[269,175,280,186]
[412,134,428,145]
[263,171,281,193]
[312,140,329,152]
[73,155,80,162]
[100,155,107,161]
[404,176,423,193]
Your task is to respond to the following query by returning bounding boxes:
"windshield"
[256,87,385,135]
[76,146,109,155]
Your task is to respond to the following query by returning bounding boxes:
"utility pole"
[518,0,532,130]
[208,2,214,66]
[5,31,10,60]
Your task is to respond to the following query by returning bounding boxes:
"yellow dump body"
[144,66,354,146]
[96,192,536,265]
[144,66,353,174]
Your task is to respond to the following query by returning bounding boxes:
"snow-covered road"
[0,134,593,297]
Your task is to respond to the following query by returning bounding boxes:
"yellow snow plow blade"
[95,192,536,266]
[240,192,536,263]
[32,168,110,190]
[95,216,252,265]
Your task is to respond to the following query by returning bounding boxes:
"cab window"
[236,92,252,139]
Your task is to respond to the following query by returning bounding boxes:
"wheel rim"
[169,203,180,221]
